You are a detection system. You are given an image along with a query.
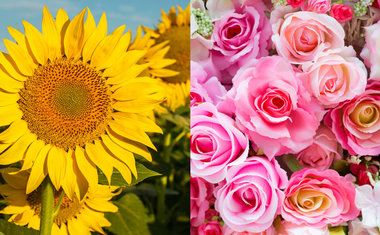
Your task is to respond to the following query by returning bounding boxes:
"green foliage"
[98,161,161,186]
[284,154,303,172]
[0,219,38,234]
[105,194,150,235]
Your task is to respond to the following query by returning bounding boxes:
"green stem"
[52,191,65,218]
[156,176,167,225]
[39,177,55,235]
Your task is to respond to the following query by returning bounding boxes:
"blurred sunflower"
[134,5,190,112]
[0,7,164,199]
[0,168,119,234]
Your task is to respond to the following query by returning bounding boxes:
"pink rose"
[282,168,360,228]
[219,56,323,158]
[223,224,276,235]
[197,220,223,235]
[296,124,342,170]
[275,219,329,235]
[191,61,226,106]
[301,0,331,14]
[191,177,214,227]
[287,0,306,8]
[191,102,249,183]
[325,80,380,155]
[214,156,288,233]
[301,47,367,107]
[271,11,345,64]
[361,21,380,78]
[329,4,354,23]
[211,2,272,84]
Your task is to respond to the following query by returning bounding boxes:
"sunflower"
[137,5,190,112]
[0,7,164,200]
[0,168,119,234]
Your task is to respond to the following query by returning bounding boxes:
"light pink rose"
[211,2,272,84]
[282,168,360,228]
[214,156,288,233]
[325,80,380,155]
[223,224,276,235]
[191,102,249,183]
[301,0,331,14]
[348,219,380,235]
[191,61,227,106]
[191,177,214,227]
[197,220,223,235]
[219,56,323,158]
[301,46,367,107]
[329,4,354,23]
[275,220,329,235]
[296,124,342,170]
[361,21,380,78]
[271,11,345,64]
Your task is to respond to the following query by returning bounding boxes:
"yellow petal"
[3,39,35,77]
[21,139,45,171]
[67,218,91,235]
[23,20,49,64]
[98,31,131,70]
[112,94,164,113]
[150,58,176,69]
[73,155,89,200]
[85,141,113,184]
[102,50,146,77]
[108,120,156,150]
[61,149,74,200]
[107,128,152,161]
[0,119,28,144]
[83,8,96,44]
[82,12,107,63]
[1,168,28,189]
[112,112,162,134]
[0,92,19,106]
[74,147,97,190]
[26,144,50,194]
[0,132,36,165]
[150,68,180,78]
[28,215,40,230]
[47,146,66,190]
[7,26,28,50]
[0,103,23,126]
[85,197,118,212]
[0,52,29,82]
[90,25,125,68]
[0,205,28,214]
[101,134,137,178]
[107,63,150,85]
[0,68,23,92]
[56,8,69,33]
[64,8,86,59]
[42,6,61,60]
[111,78,163,101]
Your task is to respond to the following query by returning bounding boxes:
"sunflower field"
[0,2,190,235]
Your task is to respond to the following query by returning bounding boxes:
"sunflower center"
[18,58,112,150]
[156,25,190,83]
[27,188,82,226]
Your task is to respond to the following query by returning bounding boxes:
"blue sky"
[0,0,189,52]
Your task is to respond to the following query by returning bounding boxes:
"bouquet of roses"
[190,0,380,234]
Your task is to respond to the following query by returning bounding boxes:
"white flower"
[355,181,380,228]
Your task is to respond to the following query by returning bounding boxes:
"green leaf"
[0,219,38,234]
[284,154,303,172]
[160,113,189,131]
[105,194,150,235]
[98,161,161,186]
